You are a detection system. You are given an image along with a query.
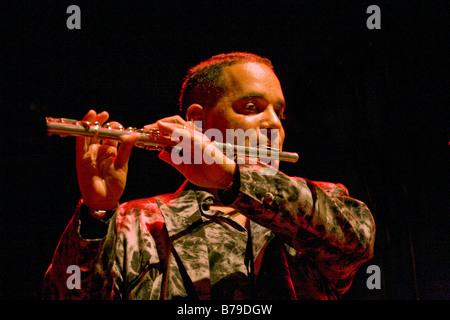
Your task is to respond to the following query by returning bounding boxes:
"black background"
[1,1,448,300]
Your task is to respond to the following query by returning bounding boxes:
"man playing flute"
[43,52,375,300]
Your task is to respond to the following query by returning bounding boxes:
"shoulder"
[115,194,172,232]
[311,181,349,196]
[118,196,166,213]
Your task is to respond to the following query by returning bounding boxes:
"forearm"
[224,163,375,290]
[229,164,375,253]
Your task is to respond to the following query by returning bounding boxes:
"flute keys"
[80,121,90,130]
[102,122,124,130]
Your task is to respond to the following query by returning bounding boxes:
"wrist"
[81,197,118,211]
[78,199,116,239]
[217,164,240,205]
[217,162,237,189]
[80,198,118,221]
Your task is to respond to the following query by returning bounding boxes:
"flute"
[45,117,299,163]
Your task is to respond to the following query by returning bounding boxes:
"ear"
[185,104,204,122]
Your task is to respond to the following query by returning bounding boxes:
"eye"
[244,102,257,112]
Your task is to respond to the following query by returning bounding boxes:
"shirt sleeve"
[42,199,117,300]
[227,162,376,294]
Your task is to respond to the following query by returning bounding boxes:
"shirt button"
[262,192,274,206]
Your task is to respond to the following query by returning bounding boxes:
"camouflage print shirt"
[43,163,375,300]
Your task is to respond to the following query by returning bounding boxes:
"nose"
[259,105,284,148]
[260,105,282,130]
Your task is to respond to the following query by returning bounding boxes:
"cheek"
[279,130,285,149]
[271,128,285,150]
[206,108,251,131]
[205,113,231,133]
[279,128,285,144]
[227,114,260,131]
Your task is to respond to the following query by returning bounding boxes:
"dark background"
[1,1,448,300]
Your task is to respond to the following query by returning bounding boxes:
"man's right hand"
[75,110,140,210]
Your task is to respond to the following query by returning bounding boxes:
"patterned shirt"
[43,163,376,300]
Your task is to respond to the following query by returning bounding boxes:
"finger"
[114,132,140,169]
[143,123,159,131]
[144,115,189,133]
[157,120,188,134]
[96,111,109,126]
[76,112,97,161]
[91,111,110,144]
[158,115,186,125]
[81,109,97,122]
[101,121,123,148]
[76,110,110,160]
[75,135,89,162]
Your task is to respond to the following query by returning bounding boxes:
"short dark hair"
[178,52,273,116]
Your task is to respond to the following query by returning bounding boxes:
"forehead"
[222,62,284,98]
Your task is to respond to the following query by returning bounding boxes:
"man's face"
[203,62,286,151]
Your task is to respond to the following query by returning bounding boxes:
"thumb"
[158,150,186,175]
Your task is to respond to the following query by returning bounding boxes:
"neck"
[208,188,249,228]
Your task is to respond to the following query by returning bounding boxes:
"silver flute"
[46,117,299,163]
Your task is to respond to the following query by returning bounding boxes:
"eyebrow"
[237,93,286,108]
